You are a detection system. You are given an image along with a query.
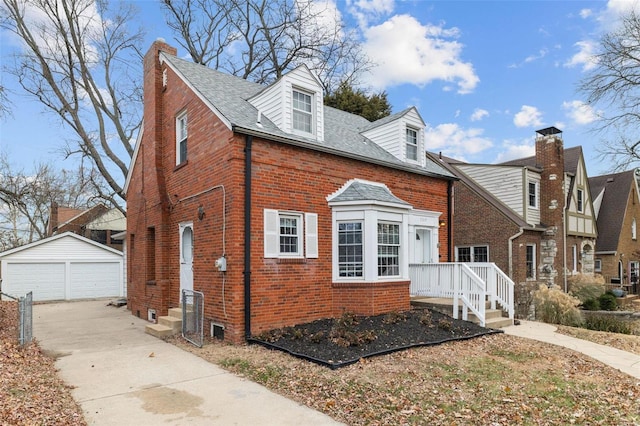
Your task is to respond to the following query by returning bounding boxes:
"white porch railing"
[409,262,515,326]
[409,263,486,326]
[467,263,514,320]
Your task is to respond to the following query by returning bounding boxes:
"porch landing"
[411,297,514,329]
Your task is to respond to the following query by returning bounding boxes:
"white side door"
[179,223,194,298]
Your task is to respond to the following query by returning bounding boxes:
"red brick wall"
[453,181,544,317]
[127,41,452,343]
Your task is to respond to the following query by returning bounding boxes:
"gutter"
[508,228,525,279]
[244,135,253,339]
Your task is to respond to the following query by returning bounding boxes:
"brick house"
[429,127,597,317]
[590,169,640,293]
[48,202,125,250]
[124,40,456,343]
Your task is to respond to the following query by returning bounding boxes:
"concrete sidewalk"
[504,320,640,379]
[34,300,343,426]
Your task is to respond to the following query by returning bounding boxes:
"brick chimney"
[48,201,59,236]
[535,126,566,286]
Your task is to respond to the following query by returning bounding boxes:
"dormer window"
[406,127,418,161]
[292,89,313,134]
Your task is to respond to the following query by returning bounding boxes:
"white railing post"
[452,264,459,320]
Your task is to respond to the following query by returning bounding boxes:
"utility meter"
[215,256,227,272]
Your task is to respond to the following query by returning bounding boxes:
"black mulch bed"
[249,308,502,369]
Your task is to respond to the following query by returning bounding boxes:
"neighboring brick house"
[590,169,640,293]
[48,202,126,250]
[124,40,456,343]
[429,127,597,317]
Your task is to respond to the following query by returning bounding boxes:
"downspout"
[508,228,525,279]
[447,180,453,262]
[244,135,253,339]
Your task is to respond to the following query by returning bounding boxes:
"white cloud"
[424,123,493,159]
[347,0,395,28]
[525,48,548,63]
[564,40,598,71]
[513,105,543,128]
[362,14,479,93]
[493,141,535,163]
[579,9,593,19]
[470,108,489,122]
[562,100,599,125]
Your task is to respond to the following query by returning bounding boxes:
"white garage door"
[3,263,66,301]
[70,262,121,299]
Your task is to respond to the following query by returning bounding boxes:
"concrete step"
[158,315,182,334]
[168,307,183,319]
[145,323,174,338]
[484,316,514,328]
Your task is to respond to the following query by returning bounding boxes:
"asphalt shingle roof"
[328,180,411,205]
[589,170,635,252]
[160,53,455,180]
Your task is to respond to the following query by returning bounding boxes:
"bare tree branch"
[0,0,144,211]
[579,9,640,170]
[162,0,372,94]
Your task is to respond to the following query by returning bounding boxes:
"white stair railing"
[410,263,487,326]
[468,263,514,319]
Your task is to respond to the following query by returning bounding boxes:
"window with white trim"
[263,209,318,258]
[406,127,418,161]
[633,218,637,240]
[378,222,400,276]
[455,245,488,262]
[594,258,602,272]
[577,188,584,213]
[338,222,363,277]
[176,112,188,165]
[279,214,301,255]
[292,89,313,134]
[526,244,536,279]
[528,181,538,208]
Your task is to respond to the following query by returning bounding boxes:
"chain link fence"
[181,289,204,347]
[1,291,33,346]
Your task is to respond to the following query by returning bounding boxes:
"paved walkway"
[34,300,344,426]
[504,320,640,379]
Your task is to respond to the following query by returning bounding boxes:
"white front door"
[179,223,194,298]
[413,228,433,263]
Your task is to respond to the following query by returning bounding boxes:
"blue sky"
[0,0,636,178]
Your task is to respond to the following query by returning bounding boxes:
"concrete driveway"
[34,300,343,425]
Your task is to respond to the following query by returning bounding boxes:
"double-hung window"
[456,245,488,262]
[279,214,301,255]
[577,189,584,213]
[292,89,313,134]
[526,244,536,279]
[338,222,363,277]
[176,112,188,165]
[406,128,418,161]
[528,181,538,208]
[378,223,400,276]
[264,209,318,258]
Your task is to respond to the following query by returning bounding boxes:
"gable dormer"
[248,65,324,141]
[360,107,426,167]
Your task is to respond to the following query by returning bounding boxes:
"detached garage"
[0,232,124,301]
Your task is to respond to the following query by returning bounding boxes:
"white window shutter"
[264,209,279,258]
[305,212,318,258]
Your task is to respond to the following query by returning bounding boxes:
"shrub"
[598,292,618,311]
[581,298,600,311]
[568,273,605,303]
[533,284,583,326]
[584,314,632,334]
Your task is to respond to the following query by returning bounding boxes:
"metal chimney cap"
[535,126,562,136]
